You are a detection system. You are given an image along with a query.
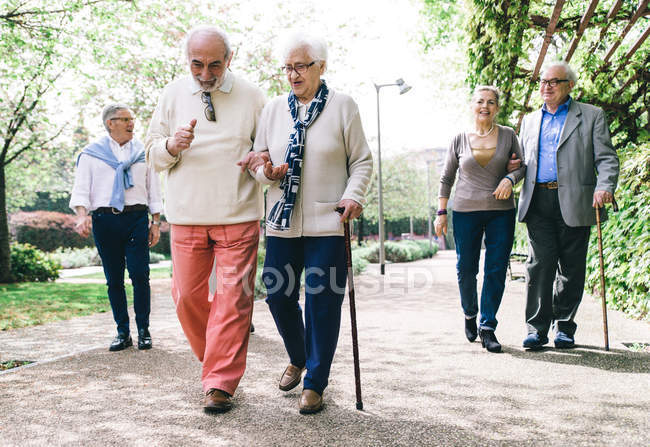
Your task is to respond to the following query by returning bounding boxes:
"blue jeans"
[452,209,515,331]
[92,209,150,335]
[263,236,347,395]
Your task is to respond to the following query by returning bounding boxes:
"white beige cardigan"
[253,89,373,238]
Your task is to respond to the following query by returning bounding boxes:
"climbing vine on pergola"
[464,0,649,147]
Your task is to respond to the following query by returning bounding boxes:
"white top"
[69,136,163,214]
[145,71,267,225]
[253,89,373,238]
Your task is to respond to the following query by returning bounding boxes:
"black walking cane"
[595,197,619,351]
[336,207,363,410]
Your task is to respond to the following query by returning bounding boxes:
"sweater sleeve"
[438,135,461,198]
[342,105,373,205]
[505,127,526,185]
[145,87,181,173]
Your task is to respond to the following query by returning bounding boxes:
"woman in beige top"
[435,86,525,353]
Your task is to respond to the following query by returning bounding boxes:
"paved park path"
[1,251,648,446]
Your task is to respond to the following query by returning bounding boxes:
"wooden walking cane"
[595,197,619,352]
[336,207,363,410]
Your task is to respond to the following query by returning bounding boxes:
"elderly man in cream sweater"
[145,25,266,414]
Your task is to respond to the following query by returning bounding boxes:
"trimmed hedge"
[357,239,438,264]
[10,211,94,252]
[10,243,61,282]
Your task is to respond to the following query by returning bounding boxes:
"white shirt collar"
[189,70,234,95]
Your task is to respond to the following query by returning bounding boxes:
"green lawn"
[72,265,172,280]
[0,283,132,331]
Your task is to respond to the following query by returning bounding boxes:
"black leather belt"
[93,204,148,214]
[536,181,558,189]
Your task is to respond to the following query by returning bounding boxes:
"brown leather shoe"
[279,364,305,391]
[299,389,323,414]
[203,389,232,414]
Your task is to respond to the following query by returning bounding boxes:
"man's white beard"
[196,72,225,92]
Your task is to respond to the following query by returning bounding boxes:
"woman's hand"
[237,151,270,173]
[263,161,289,180]
[336,199,363,222]
[434,214,447,237]
[493,178,513,200]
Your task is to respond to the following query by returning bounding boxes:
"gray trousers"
[524,187,591,337]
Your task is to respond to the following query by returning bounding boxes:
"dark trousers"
[524,188,590,337]
[92,209,151,335]
[263,236,347,395]
[452,209,516,331]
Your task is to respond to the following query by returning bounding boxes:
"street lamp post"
[426,159,433,252]
[373,78,412,275]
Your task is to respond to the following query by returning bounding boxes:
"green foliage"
[0,281,132,330]
[50,246,101,268]
[9,243,60,282]
[364,155,430,224]
[359,240,438,263]
[584,143,649,320]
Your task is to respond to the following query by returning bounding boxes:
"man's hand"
[149,224,160,247]
[434,215,447,237]
[336,199,363,222]
[263,161,289,180]
[506,153,521,173]
[492,178,513,200]
[237,151,270,173]
[74,214,92,238]
[593,190,613,208]
[166,119,197,156]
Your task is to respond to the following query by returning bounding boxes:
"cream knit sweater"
[145,73,266,225]
[253,89,373,238]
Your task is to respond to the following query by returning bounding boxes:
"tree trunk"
[0,165,12,282]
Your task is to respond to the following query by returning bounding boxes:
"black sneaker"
[109,333,133,352]
[138,328,152,350]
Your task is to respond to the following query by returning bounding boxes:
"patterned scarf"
[77,135,145,212]
[267,80,329,230]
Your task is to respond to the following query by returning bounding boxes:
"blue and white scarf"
[77,135,145,212]
[267,80,329,230]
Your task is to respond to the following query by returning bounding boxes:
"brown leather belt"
[536,181,558,189]
[93,204,148,215]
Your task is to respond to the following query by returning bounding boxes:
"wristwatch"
[437,209,447,216]
[151,220,161,226]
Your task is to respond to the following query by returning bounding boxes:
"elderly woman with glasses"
[435,85,526,353]
[239,32,372,414]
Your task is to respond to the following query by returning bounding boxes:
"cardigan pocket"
[312,201,344,235]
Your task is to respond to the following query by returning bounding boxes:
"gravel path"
[1,251,648,446]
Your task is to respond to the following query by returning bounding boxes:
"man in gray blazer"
[517,61,619,350]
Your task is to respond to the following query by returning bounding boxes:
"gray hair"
[542,60,578,84]
[102,103,130,132]
[282,31,328,66]
[472,85,500,106]
[184,25,232,61]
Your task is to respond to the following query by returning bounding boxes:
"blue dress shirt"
[537,97,571,183]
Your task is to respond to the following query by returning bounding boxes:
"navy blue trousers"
[263,236,347,395]
[452,209,515,331]
[92,209,150,335]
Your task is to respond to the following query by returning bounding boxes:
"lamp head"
[395,78,412,95]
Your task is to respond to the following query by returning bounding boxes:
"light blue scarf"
[77,135,145,212]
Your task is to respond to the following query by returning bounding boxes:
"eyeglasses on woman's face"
[280,61,316,75]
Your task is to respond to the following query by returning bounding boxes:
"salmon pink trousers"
[170,221,259,395]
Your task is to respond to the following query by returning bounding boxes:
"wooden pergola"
[514,0,649,144]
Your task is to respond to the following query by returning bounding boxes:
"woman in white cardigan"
[239,32,372,414]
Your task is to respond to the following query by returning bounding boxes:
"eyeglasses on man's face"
[201,91,216,122]
[539,78,569,88]
[281,61,317,75]
[110,117,135,123]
